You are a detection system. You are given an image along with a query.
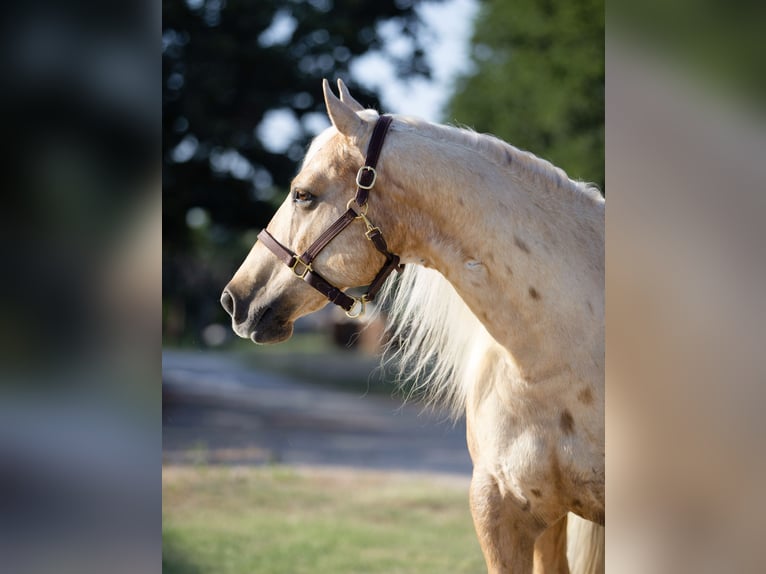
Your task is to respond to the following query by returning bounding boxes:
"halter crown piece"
[257,115,402,318]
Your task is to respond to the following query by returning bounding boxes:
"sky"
[351,0,479,122]
[257,0,479,154]
[173,0,479,196]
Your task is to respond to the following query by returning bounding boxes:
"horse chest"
[467,384,602,523]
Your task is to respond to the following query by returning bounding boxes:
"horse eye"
[293,189,315,206]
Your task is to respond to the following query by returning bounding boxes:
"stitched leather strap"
[365,253,401,302]
[303,271,356,310]
[257,228,296,267]
[354,115,393,206]
[258,229,357,311]
[300,208,357,264]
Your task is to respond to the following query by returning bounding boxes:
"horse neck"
[380,126,604,383]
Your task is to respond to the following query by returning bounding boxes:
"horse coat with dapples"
[222,79,604,574]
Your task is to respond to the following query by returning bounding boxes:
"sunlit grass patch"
[163,465,483,574]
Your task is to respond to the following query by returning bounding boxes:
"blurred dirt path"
[162,349,472,475]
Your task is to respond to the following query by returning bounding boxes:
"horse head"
[221,80,399,344]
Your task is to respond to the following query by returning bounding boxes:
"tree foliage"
[448,0,604,190]
[162,0,439,342]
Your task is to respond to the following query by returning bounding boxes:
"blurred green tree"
[163,0,440,343]
[448,0,604,190]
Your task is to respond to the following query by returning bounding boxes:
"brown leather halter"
[257,114,402,318]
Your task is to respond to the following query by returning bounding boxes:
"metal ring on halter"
[346,198,369,217]
[356,166,377,190]
[345,296,366,318]
[289,256,312,279]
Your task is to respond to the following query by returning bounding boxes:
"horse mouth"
[249,307,293,344]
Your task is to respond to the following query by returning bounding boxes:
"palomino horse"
[222,79,604,573]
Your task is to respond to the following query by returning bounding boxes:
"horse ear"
[337,79,364,112]
[323,78,365,140]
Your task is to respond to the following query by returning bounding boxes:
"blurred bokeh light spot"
[258,10,297,48]
[185,207,210,230]
[170,134,198,163]
[201,324,227,347]
[256,108,301,153]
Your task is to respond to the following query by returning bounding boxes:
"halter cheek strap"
[257,114,402,318]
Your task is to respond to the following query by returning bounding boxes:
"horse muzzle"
[220,287,294,344]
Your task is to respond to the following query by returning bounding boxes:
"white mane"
[378,265,509,418]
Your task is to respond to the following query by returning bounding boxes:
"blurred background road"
[162,348,472,476]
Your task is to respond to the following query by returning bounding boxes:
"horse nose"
[220,289,237,319]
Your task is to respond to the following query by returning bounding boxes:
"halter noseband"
[257,114,402,318]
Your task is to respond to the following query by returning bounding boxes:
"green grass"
[163,465,484,574]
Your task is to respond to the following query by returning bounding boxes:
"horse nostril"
[220,289,236,318]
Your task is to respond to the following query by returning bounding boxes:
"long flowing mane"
[377,265,502,417]
[377,117,603,418]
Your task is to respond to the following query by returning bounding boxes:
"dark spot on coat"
[560,410,575,435]
[504,264,513,276]
[577,387,594,405]
[514,235,530,254]
[587,301,594,314]
[528,287,540,300]
[531,489,542,498]
[571,498,583,509]
[505,148,513,164]
[457,197,465,206]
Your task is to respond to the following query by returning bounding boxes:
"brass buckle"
[345,295,367,319]
[356,166,377,190]
[290,256,312,279]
